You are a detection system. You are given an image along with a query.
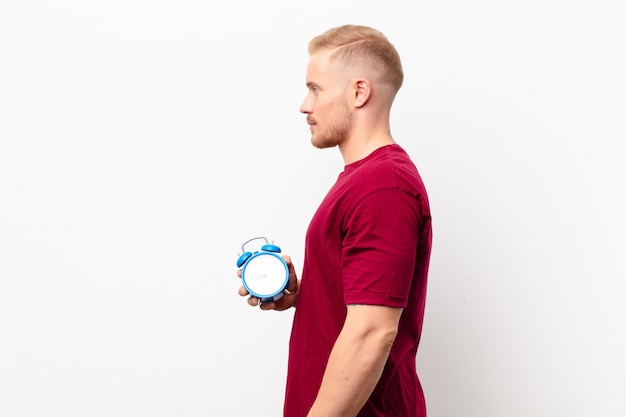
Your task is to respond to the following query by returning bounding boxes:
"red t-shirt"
[284,144,432,417]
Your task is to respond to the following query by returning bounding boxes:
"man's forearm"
[306,321,397,417]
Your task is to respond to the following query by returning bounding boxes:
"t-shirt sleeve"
[342,188,422,308]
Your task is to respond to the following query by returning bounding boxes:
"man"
[238,24,432,417]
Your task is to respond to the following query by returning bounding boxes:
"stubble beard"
[311,103,353,149]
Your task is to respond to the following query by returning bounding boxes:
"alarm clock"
[236,237,289,303]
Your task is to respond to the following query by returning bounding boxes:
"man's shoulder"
[354,145,425,192]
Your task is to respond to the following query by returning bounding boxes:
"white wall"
[1,1,624,416]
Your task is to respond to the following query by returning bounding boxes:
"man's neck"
[339,133,396,165]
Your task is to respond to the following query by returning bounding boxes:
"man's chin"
[311,137,338,150]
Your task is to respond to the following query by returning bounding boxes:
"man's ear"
[353,79,371,108]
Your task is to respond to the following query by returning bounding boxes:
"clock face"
[242,252,289,298]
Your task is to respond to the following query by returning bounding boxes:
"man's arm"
[306,304,402,417]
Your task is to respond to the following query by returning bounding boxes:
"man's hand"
[237,255,300,311]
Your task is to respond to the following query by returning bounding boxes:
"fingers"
[240,285,263,308]
[282,255,299,293]
[246,295,276,310]
[281,255,297,280]
[238,277,264,309]
[259,301,276,310]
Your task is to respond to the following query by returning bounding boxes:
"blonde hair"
[308,24,404,92]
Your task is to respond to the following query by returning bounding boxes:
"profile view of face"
[300,50,353,149]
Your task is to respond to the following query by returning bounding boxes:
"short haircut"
[308,24,404,92]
